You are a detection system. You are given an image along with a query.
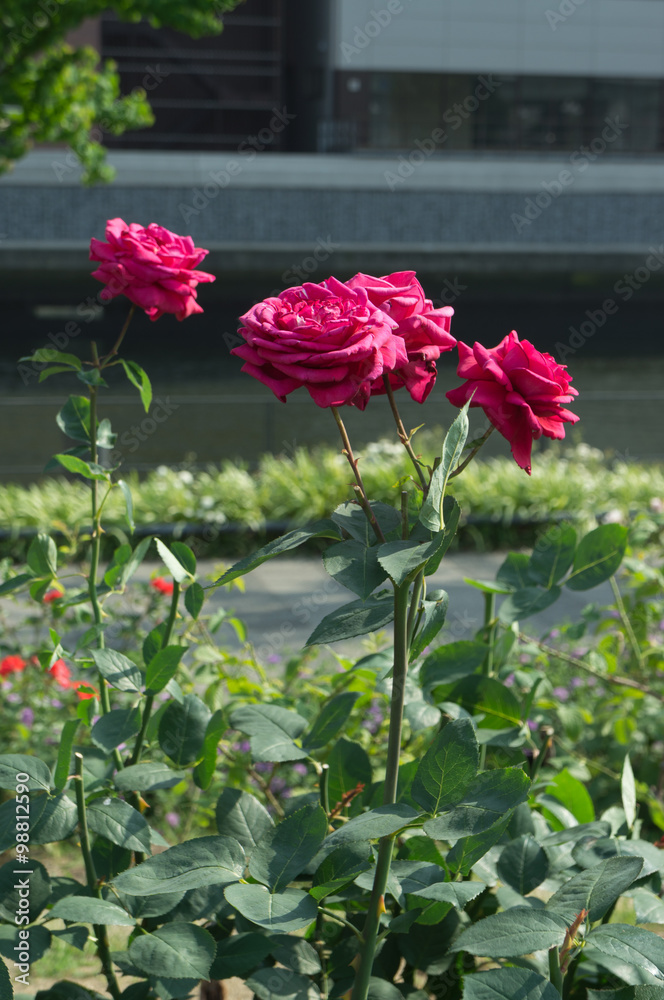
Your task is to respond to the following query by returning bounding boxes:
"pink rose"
[445,330,579,473]
[346,271,456,402]
[233,277,407,409]
[89,218,215,321]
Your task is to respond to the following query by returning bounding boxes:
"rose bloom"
[446,331,579,473]
[233,277,407,409]
[90,218,215,321]
[0,655,26,677]
[151,576,174,596]
[48,658,72,688]
[43,589,62,603]
[346,271,456,402]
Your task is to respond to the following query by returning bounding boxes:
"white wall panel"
[333,0,664,78]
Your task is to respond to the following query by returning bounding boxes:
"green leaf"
[114,762,185,793]
[303,693,360,752]
[451,906,568,958]
[0,573,33,596]
[185,582,205,620]
[154,537,191,583]
[324,804,420,849]
[498,585,562,625]
[411,718,479,815]
[331,501,401,546]
[409,880,486,907]
[76,368,108,388]
[269,935,321,975]
[419,403,470,531]
[0,922,51,964]
[121,359,153,413]
[214,520,342,586]
[462,968,562,1000]
[193,710,226,790]
[566,524,629,591]
[305,594,395,646]
[410,592,449,661]
[327,738,372,813]
[420,641,488,694]
[27,533,57,578]
[113,836,245,896]
[117,480,134,531]
[209,933,274,980]
[0,859,51,923]
[323,540,388,598]
[24,348,83,371]
[90,649,143,693]
[547,856,644,923]
[623,754,637,829]
[0,754,51,792]
[119,536,154,587]
[0,946,12,1000]
[53,720,80,793]
[54,453,110,480]
[146,645,185,693]
[56,395,91,443]
[215,789,274,853]
[496,834,549,895]
[529,524,577,588]
[158,694,211,766]
[496,552,532,591]
[630,888,664,925]
[377,533,447,587]
[424,767,530,840]
[587,989,664,1000]
[585,924,664,982]
[250,804,327,892]
[311,843,372,900]
[445,814,512,876]
[87,799,151,853]
[224,884,317,932]
[49,897,136,926]
[91,708,141,755]
[546,768,595,824]
[247,967,319,1000]
[30,793,78,845]
[445,674,522,729]
[230,704,308,763]
[129,921,215,979]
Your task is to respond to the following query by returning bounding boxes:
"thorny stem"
[548,945,564,996]
[449,424,495,480]
[382,375,429,492]
[331,406,385,543]
[353,581,411,1000]
[100,304,135,367]
[74,753,122,1000]
[479,592,497,769]
[609,574,645,671]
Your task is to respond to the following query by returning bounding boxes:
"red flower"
[90,218,215,321]
[346,271,456,403]
[48,659,72,689]
[233,277,407,410]
[446,331,579,474]
[43,589,63,603]
[0,655,26,677]
[151,577,174,596]
[73,683,97,701]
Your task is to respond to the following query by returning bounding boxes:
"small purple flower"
[292,763,308,776]
[586,676,597,687]
[165,812,179,828]
[548,628,561,640]
[552,686,569,702]
[527,719,538,732]
[570,677,584,689]
[6,693,20,704]
[519,654,530,665]
[50,698,63,709]
[658,620,664,632]
[504,673,515,688]
[254,761,272,773]
[266,654,281,664]
[238,740,251,754]
[20,707,34,727]
[270,776,288,794]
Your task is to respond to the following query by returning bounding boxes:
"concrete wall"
[334,0,664,77]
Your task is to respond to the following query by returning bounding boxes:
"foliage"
[0,0,243,182]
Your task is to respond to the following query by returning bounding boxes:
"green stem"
[319,763,330,815]
[382,375,429,492]
[449,424,495,480]
[74,754,122,1000]
[100,304,135,368]
[406,570,424,647]
[319,908,364,941]
[331,406,385,543]
[479,592,496,769]
[130,581,180,767]
[549,945,564,996]
[352,581,410,1000]
[610,574,645,671]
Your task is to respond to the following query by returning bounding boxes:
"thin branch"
[448,424,495,480]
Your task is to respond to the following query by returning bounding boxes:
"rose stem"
[449,424,495,480]
[100,304,135,366]
[382,375,429,492]
[331,405,385,543]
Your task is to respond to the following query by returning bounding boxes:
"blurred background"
[1,0,663,480]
